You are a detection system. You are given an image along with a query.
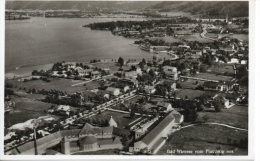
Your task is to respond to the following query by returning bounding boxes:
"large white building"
[132,110,183,154]
[105,87,120,96]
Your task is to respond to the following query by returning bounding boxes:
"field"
[205,33,218,39]
[5,96,53,127]
[180,33,214,43]
[219,34,248,41]
[148,36,182,43]
[195,72,233,82]
[179,79,204,89]
[92,62,129,73]
[158,124,248,155]
[175,89,206,99]
[196,105,248,129]
[207,64,234,75]
[7,78,100,94]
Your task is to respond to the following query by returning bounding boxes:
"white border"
[0,0,257,161]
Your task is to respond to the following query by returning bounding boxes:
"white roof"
[106,87,120,92]
[57,105,71,112]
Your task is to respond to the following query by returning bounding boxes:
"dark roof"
[15,131,63,153]
[141,110,182,146]
[80,136,97,145]
[79,123,114,136]
[98,137,121,145]
[113,127,131,137]
[45,149,62,155]
[203,81,219,89]
[60,129,81,138]
[156,102,171,108]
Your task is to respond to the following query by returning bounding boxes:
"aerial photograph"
[4,0,249,155]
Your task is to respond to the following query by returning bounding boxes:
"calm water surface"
[5,17,152,72]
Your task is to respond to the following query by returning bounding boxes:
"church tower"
[109,116,118,127]
[61,137,70,154]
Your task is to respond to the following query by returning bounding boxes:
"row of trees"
[87,18,196,31]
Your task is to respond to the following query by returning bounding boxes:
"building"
[6,123,125,155]
[132,110,183,154]
[134,117,159,140]
[156,102,173,112]
[163,66,178,80]
[228,58,240,64]
[144,85,156,94]
[125,71,140,80]
[203,81,235,92]
[162,80,177,91]
[77,68,92,77]
[241,60,247,65]
[105,87,120,96]
[112,83,130,93]
[109,116,118,127]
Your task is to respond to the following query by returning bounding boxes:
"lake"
[5,17,154,73]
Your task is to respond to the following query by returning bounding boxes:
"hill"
[5,1,160,11]
[149,1,249,17]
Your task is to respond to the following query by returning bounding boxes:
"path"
[181,122,248,132]
[71,74,112,87]
[200,26,218,41]
[179,75,219,82]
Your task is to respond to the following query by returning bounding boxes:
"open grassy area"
[158,124,248,155]
[175,89,206,99]
[179,79,204,89]
[7,78,100,94]
[207,64,235,75]
[205,33,218,39]
[148,36,182,43]
[219,34,248,41]
[180,33,214,43]
[196,105,248,129]
[196,72,233,82]
[92,62,127,73]
[5,96,53,127]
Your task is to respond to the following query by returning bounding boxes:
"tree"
[148,69,156,78]
[32,70,38,76]
[141,58,146,65]
[155,84,169,96]
[236,65,248,87]
[213,100,222,112]
[130,65,137,71]
[199,64,208,72]
[118,57,124,67]
[130,107,136,118]
[197,102,205,112]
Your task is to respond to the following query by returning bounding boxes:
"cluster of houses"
[6,117,128,155]
[50,62,110,80]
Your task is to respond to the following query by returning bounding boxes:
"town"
[4,2,248,156]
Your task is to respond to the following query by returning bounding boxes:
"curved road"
[181,122,248,132]
[200,26,218,41]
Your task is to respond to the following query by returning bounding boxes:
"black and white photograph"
[1,0,256,159]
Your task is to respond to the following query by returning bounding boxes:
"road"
[179,75,219,83]
[71,74,112,87]
[200,26,218,41]
[65,90,137,124]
